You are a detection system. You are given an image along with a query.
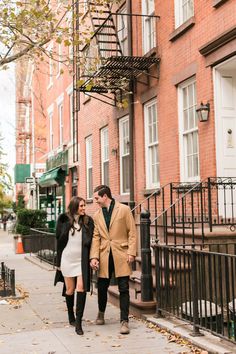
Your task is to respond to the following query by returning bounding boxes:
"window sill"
[83,94,91,105]
[169,16,195,42]
[143,47,158,58]
[213,0,228,8]
[86,198,93,204]
[143,188,161,197]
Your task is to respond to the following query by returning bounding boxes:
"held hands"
[127,255,135,264]
[90,258,99,271]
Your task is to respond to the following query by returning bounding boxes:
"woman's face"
[77,200,86,216]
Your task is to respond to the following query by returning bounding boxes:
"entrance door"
[214,58,236,219]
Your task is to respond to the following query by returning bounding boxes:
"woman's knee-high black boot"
[65,294,75,326]
[75,292,86,335]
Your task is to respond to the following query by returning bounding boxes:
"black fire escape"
[72,1,160,203]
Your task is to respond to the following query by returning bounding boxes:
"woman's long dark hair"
[67,196,89,235]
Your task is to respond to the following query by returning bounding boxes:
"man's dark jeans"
[97,252,130,322]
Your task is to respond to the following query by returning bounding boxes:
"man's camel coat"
[90,201,137,278]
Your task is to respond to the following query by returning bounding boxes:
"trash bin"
[228,299,236,339]
[181,300,222,333]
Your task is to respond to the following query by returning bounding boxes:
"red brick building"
[28,0,236,230]
[15,58,47,209]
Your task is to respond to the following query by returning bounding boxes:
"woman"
[54,196,94,335]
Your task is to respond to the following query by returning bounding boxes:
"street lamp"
[196,102,210,122]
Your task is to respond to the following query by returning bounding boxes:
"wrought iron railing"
[154,243,236,342]
[27,228,56,267]
[147,177,236,245]
[0,262,15,297]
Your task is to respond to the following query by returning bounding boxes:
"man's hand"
[127,255,135,264]
[90,258,99,270]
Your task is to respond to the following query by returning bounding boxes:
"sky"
[0,64,16,181]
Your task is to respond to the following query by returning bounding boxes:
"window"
[86,136,93,199]
[58,103,64,146]
[142,0,156,54]
[101,127,109,186]
[84,0,88,14]
[179,78,199,181]
[69,93,73,142]
[119,116,130,194]
[71,167,78,197]
[144,99,159,188]
[117,6,128,55]
[49,112,54,150]
[48,45,53,88]
[175,0,194,28]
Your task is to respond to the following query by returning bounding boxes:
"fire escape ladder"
[88,2,123,59]
[76,2,160,106]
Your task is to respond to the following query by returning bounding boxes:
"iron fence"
[154,243,236,341]
[0,262,15,297]
[147,177,236,245]
[27,228,56,267]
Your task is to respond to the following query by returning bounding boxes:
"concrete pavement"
[0,229,234,354]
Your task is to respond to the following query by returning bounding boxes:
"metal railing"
[147,177,236,245]
[26,228,56,267]
[0,262,15,297]
[154,243,236,341]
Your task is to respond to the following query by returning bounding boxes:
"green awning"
[39,167,66,187]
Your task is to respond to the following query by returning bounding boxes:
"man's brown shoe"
[120,320,130,334]
[96,311,105,325]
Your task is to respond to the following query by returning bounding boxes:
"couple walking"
[55,185,137,336]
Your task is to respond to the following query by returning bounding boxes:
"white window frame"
[47,104,54,151]
[178,77,199,182]
[117,6,128,56]
[49,112,54,151]
[56,93,64,147]
[174,0,194,28]
[101,126,109,185]
[119,116,130,195]
[86,136,93,199]
[69,93,73,142]
[142,0,156,54]
[66,84,73,143]
[144,99,160,189]
[57,43,62,78]
[84,0,88,14]
[47,44,53,89]
[58,103,64,146]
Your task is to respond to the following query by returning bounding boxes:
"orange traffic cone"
[16,236,24,254]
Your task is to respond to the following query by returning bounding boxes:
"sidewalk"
[0,229,234,354]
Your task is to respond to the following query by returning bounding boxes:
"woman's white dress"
[61,221,82,277]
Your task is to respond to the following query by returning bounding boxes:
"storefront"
[39,151,68,229]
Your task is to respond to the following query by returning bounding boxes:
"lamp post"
[196,102,210,122]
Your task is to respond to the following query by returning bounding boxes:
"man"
[90,185,137,335]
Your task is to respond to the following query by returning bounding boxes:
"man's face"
[94,191,107,208]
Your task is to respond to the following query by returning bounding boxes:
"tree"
[0,0,121,69]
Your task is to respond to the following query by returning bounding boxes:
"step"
[130,270,176,293]
[108,285,156,318]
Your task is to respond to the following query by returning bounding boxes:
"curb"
[143,314,235,354]
[24,255,55,271]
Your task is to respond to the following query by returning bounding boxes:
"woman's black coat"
[54,213,94,292]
